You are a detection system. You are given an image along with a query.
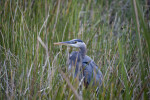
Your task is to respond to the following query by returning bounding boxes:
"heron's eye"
[74,41,77,43]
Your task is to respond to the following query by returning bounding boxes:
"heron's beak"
[54,41,72,46]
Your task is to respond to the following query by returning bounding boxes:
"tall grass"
[0,0,150,99]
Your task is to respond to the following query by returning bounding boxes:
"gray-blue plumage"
[69,51,103,88]
[54,39,103,88]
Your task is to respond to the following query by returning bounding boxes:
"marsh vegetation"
[0,0,150,99]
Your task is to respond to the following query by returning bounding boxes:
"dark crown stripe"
[73,39,83,42]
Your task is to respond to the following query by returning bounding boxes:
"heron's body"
[54,39,103,88]
[69,51,103,88]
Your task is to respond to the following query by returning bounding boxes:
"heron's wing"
[82,55,103,87]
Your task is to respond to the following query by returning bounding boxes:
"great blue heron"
[54,39,103,88]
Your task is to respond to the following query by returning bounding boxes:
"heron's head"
[54,39,86,48]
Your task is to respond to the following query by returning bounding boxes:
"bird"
[54,39,103,88]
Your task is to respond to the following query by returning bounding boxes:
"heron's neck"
[79,46,86,58]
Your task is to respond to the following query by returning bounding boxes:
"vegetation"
[0,0,150,99]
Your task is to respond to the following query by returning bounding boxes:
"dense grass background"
[0,0,150,99]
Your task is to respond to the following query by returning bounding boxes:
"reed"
[0,0,149,99]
